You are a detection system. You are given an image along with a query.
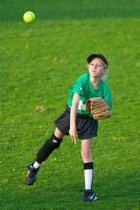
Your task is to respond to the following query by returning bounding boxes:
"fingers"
[70,132,77,144]
[69,127,77,144]
[69,133,76,144]
[71,135,77,144]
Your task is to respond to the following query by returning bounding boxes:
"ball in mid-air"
[23,11,35,23]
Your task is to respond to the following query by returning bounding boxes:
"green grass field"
[1,0,140,209]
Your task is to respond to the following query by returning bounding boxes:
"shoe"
[26,162,40,185]
[81,189,97,202]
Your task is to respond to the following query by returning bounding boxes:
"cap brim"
[87,54,108,66]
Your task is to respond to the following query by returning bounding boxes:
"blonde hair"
[101,61,108,80]
[102,69,108,81]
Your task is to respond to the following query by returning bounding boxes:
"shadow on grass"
[2,169,139,210]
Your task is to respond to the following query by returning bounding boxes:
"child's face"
[88,58,106,79]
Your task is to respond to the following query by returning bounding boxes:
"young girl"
[26,54,112,202]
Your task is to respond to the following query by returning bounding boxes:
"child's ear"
[102,68,106,75]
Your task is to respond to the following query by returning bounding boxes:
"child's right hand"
[69,126,77,144]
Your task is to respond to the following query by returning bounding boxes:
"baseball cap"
[87,54,108,67]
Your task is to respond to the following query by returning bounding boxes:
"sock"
[84,162,93,190]
[33,161,41,169]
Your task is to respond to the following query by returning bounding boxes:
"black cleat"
[26,163,40,185]
[81,189,97,202]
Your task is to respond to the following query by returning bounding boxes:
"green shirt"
[67,73,112,117]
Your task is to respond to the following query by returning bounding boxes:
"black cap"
[87,54,108,67]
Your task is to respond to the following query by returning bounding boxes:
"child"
[26,54,112,202]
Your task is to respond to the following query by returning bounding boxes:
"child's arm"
[69,93,80,144]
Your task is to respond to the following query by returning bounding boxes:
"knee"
[54,128,64,139]
[81,150,92,162]
[51,134,62,148]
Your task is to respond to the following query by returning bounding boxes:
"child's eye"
[91,64,102,67]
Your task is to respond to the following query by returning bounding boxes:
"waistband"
[66,105,93,119]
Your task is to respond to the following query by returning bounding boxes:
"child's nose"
[93,65,97,69]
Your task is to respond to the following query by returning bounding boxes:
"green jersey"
[67,73,112,117]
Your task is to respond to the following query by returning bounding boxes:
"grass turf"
[1,0,140,209]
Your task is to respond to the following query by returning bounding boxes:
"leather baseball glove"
[85,97,112,120]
